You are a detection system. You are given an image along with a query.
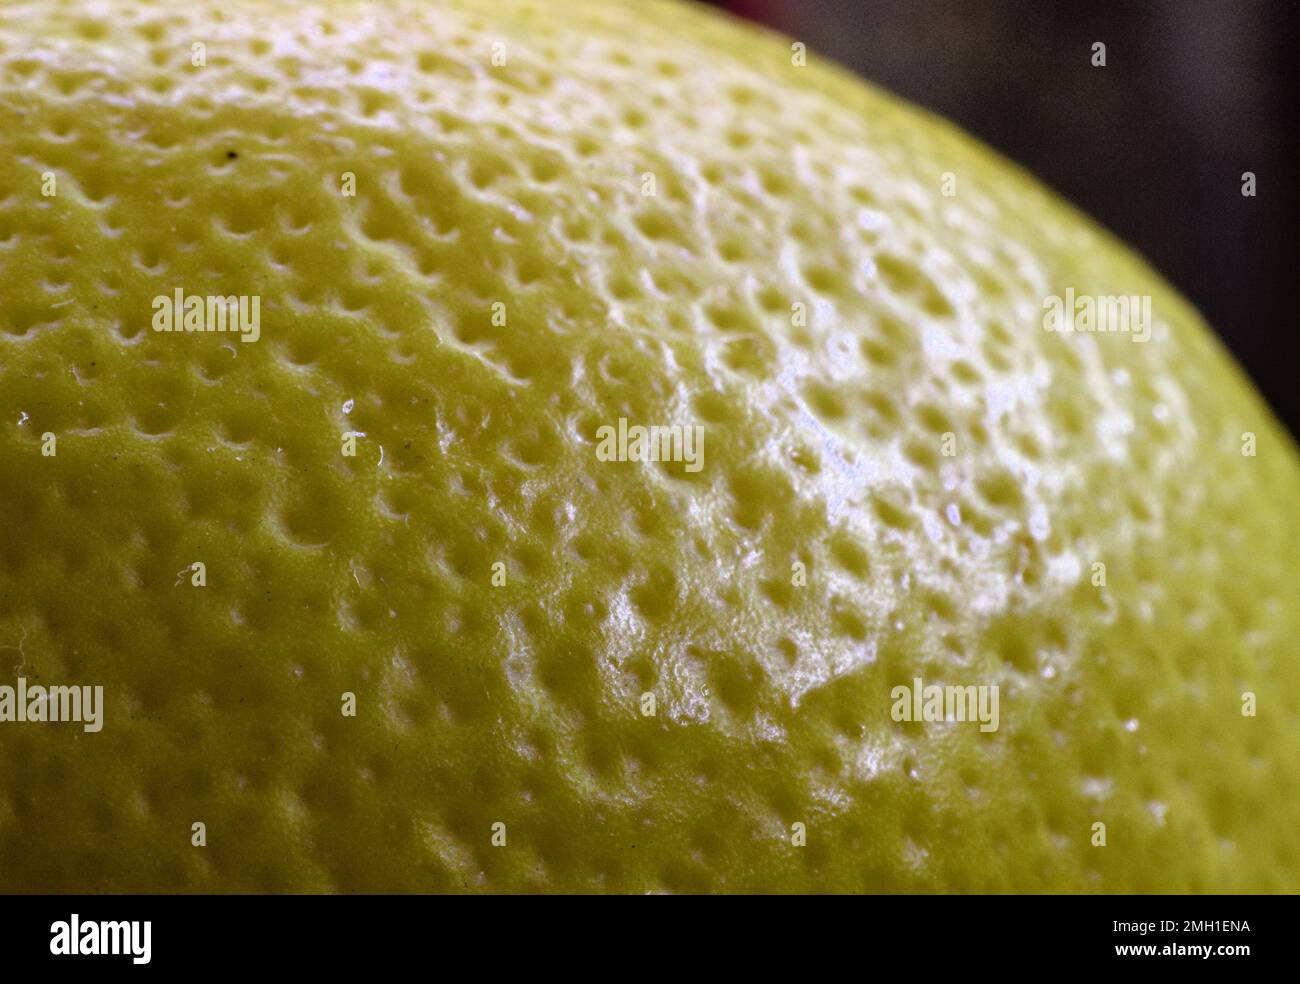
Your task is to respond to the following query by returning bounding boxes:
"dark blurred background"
[709,0,1299,438]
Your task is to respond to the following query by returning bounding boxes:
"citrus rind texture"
[0,0,1298,893]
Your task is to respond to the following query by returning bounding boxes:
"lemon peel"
[0,0,1297,893]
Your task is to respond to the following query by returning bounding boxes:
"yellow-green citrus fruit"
[1,0,1298,894]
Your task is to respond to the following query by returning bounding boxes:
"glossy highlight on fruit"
[0,0,1298,893]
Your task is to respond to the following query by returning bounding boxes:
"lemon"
[1,0,1297,894]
